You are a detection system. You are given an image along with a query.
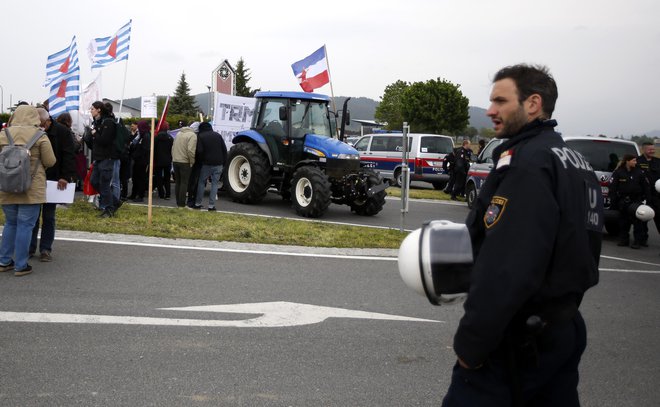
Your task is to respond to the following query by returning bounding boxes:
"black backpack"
[0,128,45,193]
[114,118,131,158]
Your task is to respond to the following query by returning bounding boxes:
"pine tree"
[235,58,260,97]
[170,72,199,116]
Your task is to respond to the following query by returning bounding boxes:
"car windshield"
[565,139,638,172]
[291,100,332,138]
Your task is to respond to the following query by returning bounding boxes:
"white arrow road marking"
[0,302,441,328]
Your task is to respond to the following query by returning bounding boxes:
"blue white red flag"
[89,20,132,69]
[47,70,80,118]
[44,36,79,87]
[291,46,330,93]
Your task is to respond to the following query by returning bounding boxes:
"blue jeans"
[0,204,42,271]
[195,165,222,208]
[91,159,120,211]
[30,203,56,254]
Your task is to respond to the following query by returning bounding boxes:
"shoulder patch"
[496,149,513,169]
[484,196,508,229]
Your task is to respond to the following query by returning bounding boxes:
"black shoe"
[192,204,203,210]
[116,200,123,210]
[450,196,458,201]
[0,260,15,272]
[630,243,641,249]
[15,264,33,277]
[617,241,630,247]
[132,197,144,203]
[640,241,649,247]
[99,209,114,218]
[208,207,216,211]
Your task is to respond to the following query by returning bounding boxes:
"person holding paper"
[30,108,77,262]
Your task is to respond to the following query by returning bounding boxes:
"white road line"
[600,255,660,267]
[599,268,660,274]
[55,236,398,262]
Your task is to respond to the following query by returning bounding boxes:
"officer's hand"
[57,179,68,190]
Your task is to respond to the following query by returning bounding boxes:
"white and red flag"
[89,20,132,69]
[291,46,330,92]
[44,36,79,87]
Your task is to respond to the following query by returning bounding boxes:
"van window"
[354,137,370,152]
[420,136,453,154]
[565,139,638,172]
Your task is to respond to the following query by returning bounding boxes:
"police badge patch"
[484,196,508,228]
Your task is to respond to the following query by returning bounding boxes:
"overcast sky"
[3,0,658,136]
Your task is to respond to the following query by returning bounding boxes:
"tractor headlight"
[337,153,359,160]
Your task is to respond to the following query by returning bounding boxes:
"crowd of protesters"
[0,99,227,277]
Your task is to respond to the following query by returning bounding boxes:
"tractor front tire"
[291,166,331,218]
[226,143,270,204]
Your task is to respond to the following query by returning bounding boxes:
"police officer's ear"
[525,94,543,118]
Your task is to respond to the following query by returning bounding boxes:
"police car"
[465,135,640,235]
[353,133,454,189]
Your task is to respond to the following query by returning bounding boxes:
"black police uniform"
[609,164,650,247]
[636,154,660,237]
[442,119,602,407]
[451,147,473,199]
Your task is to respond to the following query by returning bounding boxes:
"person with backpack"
[0,105,56,276]
[83,101,121,218]
[29,108,77,262]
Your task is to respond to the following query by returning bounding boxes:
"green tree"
[375,80,409,130]
[400,78,469,135]
[463,126,479,138]
[169,72,199,116]
[479,127,496,138]
[235,57,260,97]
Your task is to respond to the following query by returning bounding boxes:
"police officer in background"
[636,142,660,240]
[442,64,602,406]
[450,140,473,200]
[610,154,651,249]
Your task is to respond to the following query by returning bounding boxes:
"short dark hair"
[493,64,558,119]
[642,142,653,147]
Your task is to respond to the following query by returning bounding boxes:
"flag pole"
[117,58,129,120]
[323,45,340,137]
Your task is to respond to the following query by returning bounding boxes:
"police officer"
[610,154,651,249]
[636,142,660,242]
[442,64,602,407]
[450,140,473,200]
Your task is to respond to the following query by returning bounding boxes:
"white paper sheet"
[46,181,75,204]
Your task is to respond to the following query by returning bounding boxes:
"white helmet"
[398,220,472,305]
[655,179,660,194]
[636,204,655,221]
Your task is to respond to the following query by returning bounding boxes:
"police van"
[465,135,640,234]
[353,133,454,189]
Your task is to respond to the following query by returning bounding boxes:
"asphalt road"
[0,189,657,406]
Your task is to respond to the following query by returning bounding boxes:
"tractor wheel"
[350,169,386,216]
[291,166,331,218]
[226,143,270,204]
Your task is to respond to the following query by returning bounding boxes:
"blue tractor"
[226,91,387,218]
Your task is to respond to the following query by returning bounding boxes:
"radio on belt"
[398,220,473,306]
